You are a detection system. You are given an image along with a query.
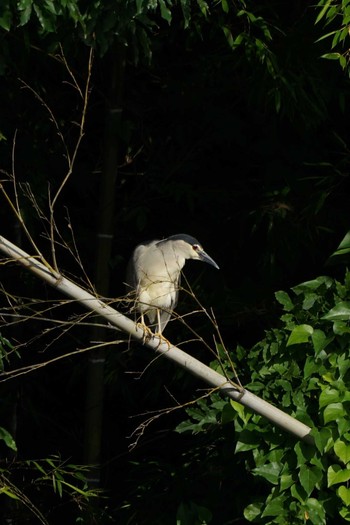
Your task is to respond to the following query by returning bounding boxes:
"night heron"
[127,234,219,336]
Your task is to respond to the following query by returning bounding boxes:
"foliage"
[0,0,211,58]
[0,426,17,452]
[178,240,350,523]
[0,455,103,523]
[0,333,16,371]
[316,0,350,74]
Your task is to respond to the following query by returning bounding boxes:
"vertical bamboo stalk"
[83,44,125,485]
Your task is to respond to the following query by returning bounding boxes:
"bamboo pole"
[84,44,126,481]
[0,234,314,444]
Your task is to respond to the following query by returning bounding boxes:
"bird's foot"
[153,332,172,349]
[136,322,153,344]
[136,323,171,349]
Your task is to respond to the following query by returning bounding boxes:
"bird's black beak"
[199,250,219,269]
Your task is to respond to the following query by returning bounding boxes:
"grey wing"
[158,272,181,333]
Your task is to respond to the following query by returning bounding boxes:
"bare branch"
[0,234,314,445]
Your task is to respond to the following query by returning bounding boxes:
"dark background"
[0,1,349,523]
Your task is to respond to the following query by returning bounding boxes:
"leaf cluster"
[178,259,350,523]
[0,455,103,523]
[0,0,209,58]
[316,0,350,73]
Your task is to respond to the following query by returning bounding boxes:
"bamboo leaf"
[315,0,334,24]
[0,427,17,452]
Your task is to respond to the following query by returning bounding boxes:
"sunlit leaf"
[315,0,334,24]
[321,52,342,60]
[334,441,350,465]
[244,502,263,521]
[253,462,281,485]
[328,464,350,487]
[338,485,350,506]
[0,487,20,500]
[322,302,350,321]
[323,402,345,423]
[287,324,314,346]
[319,387,340,408]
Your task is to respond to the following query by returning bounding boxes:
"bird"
[126,233,219,336]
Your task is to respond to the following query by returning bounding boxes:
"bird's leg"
[156,309,162,337]
[152,309,172,349]
[136,313,153,344]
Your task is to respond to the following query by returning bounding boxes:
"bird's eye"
[192,244,200,252]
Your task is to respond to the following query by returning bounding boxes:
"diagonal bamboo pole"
[0,234,314,444]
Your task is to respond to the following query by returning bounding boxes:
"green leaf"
[221,0,229,14]
[311,329,329,354]
[319,387,340,408]
[323,402,345,424]
[321,52,342,60]
[338,485,350,506]
[261,494,286,518]
[252,462,281,485]
[291,483,307,503]
[294,441,315,466]
[0,487,20,500]
[304,497,326,525]
[334,441,350,465]
[235,429,261,452]
[0,427,17,452]
[322,302,350,321]
[340,507,350,521]
[331,231,350,257]
[275,290,294,311]
[304,356,320,378]
[327,464,350,487]
[299,464,323,496]
[33,2,55,32]
[18,0,33,26]
[292,276,333,294]
[32,460,47,475]
[333,320,350,335]
[340,55,347,69]
[0,4,12,30]
[244,502,264,521]
[287,324,314,346]
[230,399,251,424]
[315,0,333,24]
[338,353,350,378]
[158,0,172,23]
[280,473,294,491]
